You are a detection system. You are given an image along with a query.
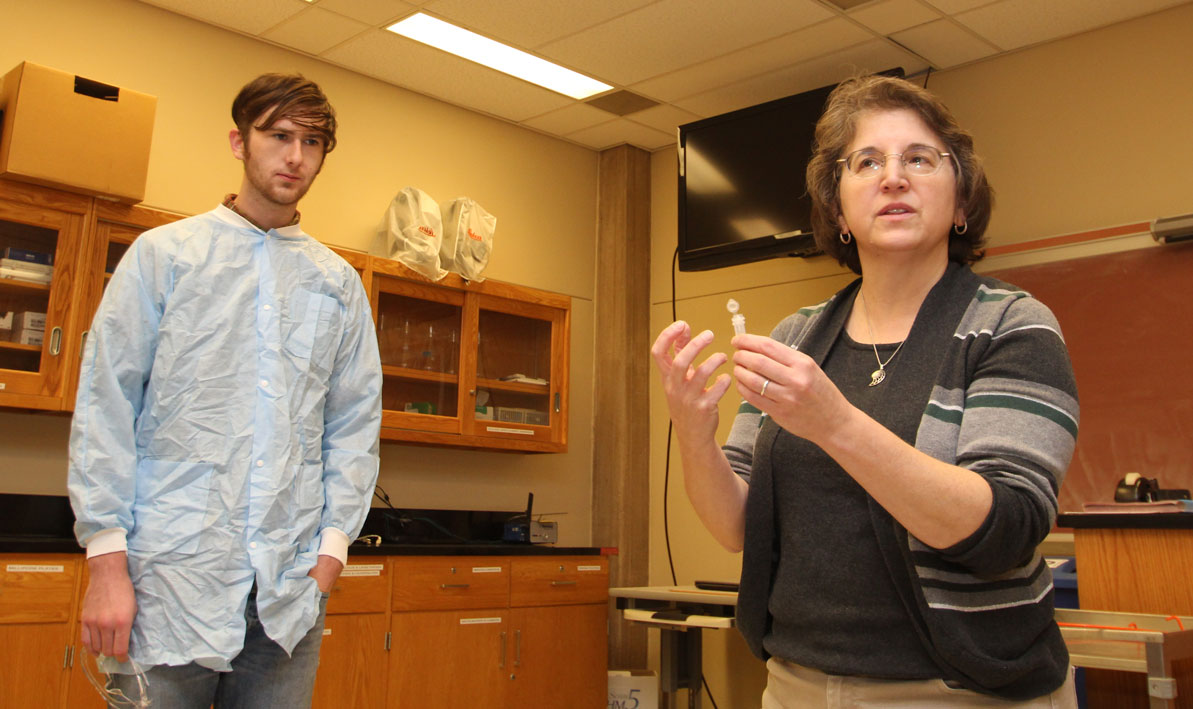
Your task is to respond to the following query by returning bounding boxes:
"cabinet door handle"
[498,631,506,669]
[514,629,521,667]
[80,330,89,358]
[554,392,560,413]
[50,326,63,356]
[550,580,577,586]
[440,583,470,589]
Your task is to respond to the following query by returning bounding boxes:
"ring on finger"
[760,378,770,397]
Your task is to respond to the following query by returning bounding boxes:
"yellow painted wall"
[648,4,1193,706]
[0,0,599,546]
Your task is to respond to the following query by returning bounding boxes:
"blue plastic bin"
[1047,556,1085,708]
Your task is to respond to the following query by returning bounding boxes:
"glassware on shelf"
[396,316,414,369]
[419,322,439,372]
[444,328,458,374]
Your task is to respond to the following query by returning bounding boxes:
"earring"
[953,221,968,235]
[839,231,853,245]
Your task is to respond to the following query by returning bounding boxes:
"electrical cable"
[663,246,720,709]
[373,484,395,508]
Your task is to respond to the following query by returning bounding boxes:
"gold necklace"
[859,291,906,387]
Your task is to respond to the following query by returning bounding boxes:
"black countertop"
[1058,512,1193,529]
[0,494,603,556]
[0,537,602,556]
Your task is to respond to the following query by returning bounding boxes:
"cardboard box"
[10,327,44,347]
[0,265,51,285]
[608,670,658,709]
[0,310,12,338]
[0,61,156,203]
[14,311,46,331]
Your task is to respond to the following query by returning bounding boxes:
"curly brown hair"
[805,74,992,274]
[232,73,338,155]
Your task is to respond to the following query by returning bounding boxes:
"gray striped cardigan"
[726,262,1079,700]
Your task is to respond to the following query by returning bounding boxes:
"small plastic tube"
[727,298,745,335]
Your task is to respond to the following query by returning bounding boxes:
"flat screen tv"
[677,68,903,272]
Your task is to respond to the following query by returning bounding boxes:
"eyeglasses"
[81,652,151,708]
[837,146,953,179]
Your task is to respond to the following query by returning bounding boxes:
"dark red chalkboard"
[986,242,1193,521]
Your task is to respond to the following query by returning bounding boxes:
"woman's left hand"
[730,333,854,445]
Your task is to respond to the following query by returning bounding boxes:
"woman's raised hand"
[650,321,732,445]
[730,333,853,445]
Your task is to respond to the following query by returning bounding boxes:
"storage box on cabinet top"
[0,61,156,203]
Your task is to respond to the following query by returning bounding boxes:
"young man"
[68,73,381,707]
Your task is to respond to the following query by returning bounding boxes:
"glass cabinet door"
[62,204,182,412]
[374,276,465,434]
[469,295,567,445]
[0,197,84,407]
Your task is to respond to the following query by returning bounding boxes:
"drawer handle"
[440,583,471,589]
[550,580,578,587]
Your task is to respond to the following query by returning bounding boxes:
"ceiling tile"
[954,0,1192,51]
[630,18,873,103]
[849,0,942,34]
[920,0,997,13]
[891,18,1000,67]
[673,39,926,117]
[323,29,572,121]
[139,0,310,35]
[314,0,417,26]
[625,103,703,136]
[423,0,658,49]
[539,0,834,86]
[565,118,675,151]
[521,103,615,136]
[263,8,371,55]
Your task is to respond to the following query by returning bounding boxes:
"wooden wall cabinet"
[0,178,180,412]
[0,184,570,455]
[363,257,571,453]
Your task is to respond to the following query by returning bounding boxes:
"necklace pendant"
[869,368,886,387]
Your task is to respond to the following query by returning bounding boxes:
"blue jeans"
[110,588,330,709]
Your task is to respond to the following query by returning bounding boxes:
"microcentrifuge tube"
[727,298,746,335]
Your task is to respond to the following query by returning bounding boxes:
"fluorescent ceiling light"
[387,13,612,100]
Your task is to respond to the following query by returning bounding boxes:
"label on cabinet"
[577,565,603,572]
[341,564,383,577]
[5,564,65,573]
[472,566,502,573]
[485,426,534,435]
[460,617,502,625]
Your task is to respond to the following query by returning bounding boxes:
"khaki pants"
[762,658,1078,708]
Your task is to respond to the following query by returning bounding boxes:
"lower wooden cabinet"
[313,558,391,709]
[507,603,609,707]
[2,552,607,708]
[0,553,84,708]
[389,608,511,707]
[313,611,389,708]
[385,555,609,708]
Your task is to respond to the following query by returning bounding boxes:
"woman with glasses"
[652,74,1079,707]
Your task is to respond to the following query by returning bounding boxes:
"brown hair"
[231,73,338,154]
[805,74,992,274]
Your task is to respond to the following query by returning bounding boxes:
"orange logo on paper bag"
[467,228,483,242]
